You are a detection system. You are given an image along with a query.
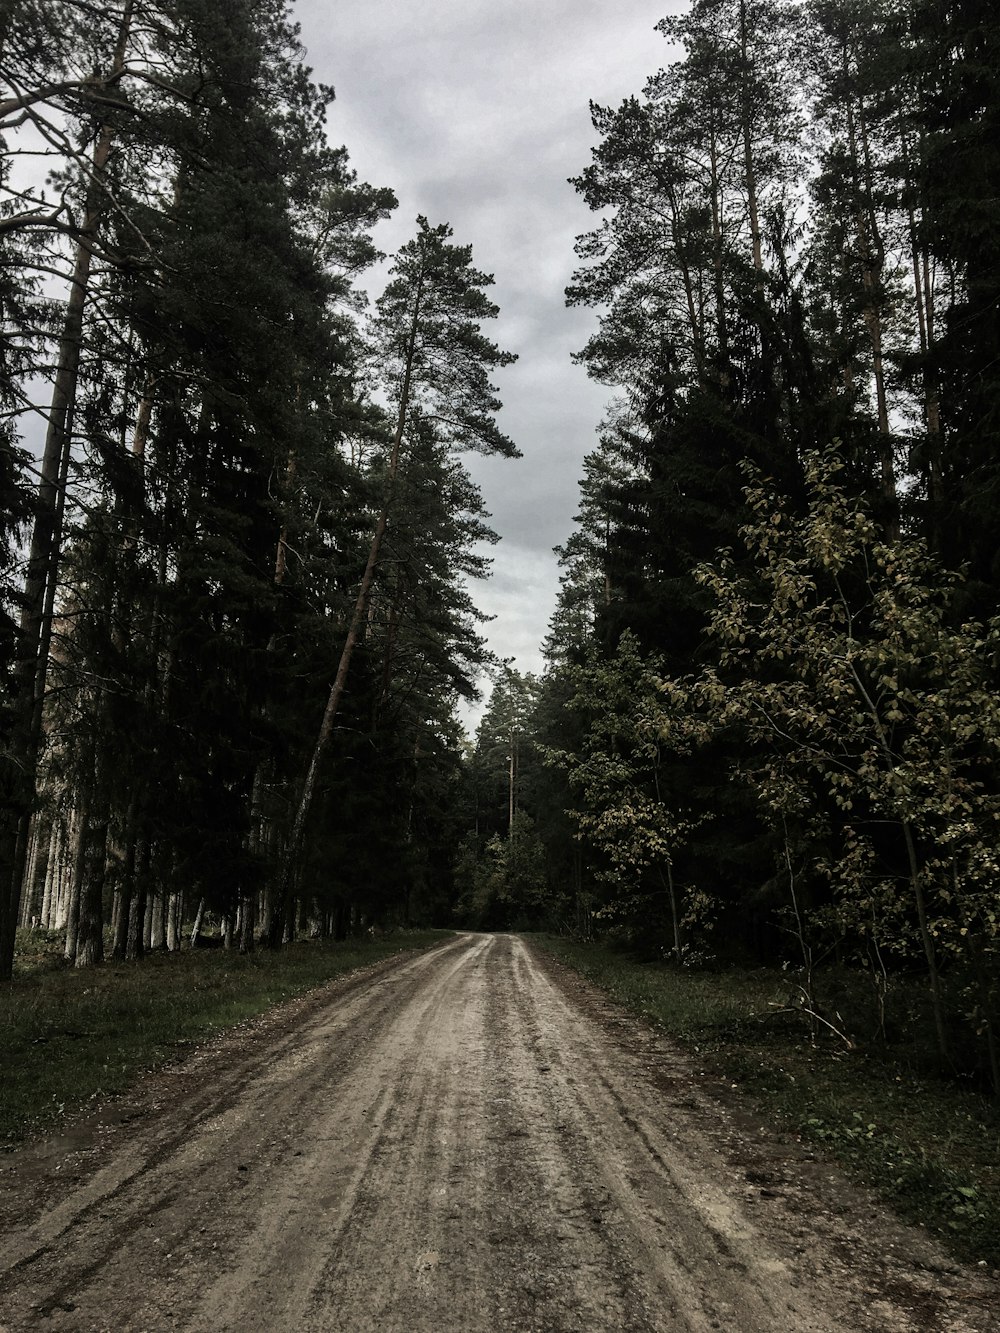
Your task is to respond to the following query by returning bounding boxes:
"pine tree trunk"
[898,114,944,507]
[738,0,764,274]
[189,897,205,947]
[508,731,517,837]
[19,817,38,927]
[30,814,51,926]
[63,795,89,963]
[163,892,178,950]
[664,859,682,965]
[142,892,154,952]
[126,889,143,961]
[110,889,123,954]
[40,817,59,929]
[709,117,729,364]
[75,788,109,969]
[240,890,256,954]
[152,892,166,950]
[111,877,129,960]
[126,836,150,960]
[63,870,81,963]
[239,892,256,954]
[843,55,896,531]
[111,791,140,960]
[52,819,70,929]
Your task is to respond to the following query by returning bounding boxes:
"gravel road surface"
[1,932,998,1331]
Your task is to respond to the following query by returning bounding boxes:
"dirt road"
[1,933,998,1332]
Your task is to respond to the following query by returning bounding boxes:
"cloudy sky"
[294,0,682,721]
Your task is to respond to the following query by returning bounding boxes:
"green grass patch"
[1,929,448,1147]
[533,934,1000,1267]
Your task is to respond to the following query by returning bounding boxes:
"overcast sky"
[294,0,682,724]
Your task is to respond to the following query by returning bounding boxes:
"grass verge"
[533,934,1000,1268]
[1,929,448,1147]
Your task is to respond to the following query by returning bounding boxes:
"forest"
[2,0,1000,1100]
[0,0,516,975]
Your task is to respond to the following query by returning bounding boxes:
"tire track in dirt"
[0,932,997,1332]
[0,935,472,1327]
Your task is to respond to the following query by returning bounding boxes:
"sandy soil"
[0,932,998,1332]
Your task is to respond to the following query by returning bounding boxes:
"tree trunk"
[896,111,944,507]
[52,819,70,929]
[111,791,141,960]
[189,897,205,947]
[19,814,41,927]
[708,115,730,365]
[508,729,517,838]
[163,891,179,950]
[239,891,256,954]
[738,0,764,274]
[75,786,110,969]
[842,51,896,531]
[146,890,162,954]
[126,837,149,961]
[39,817,59,929]
[664,860,682,966]
[63,794,89,963]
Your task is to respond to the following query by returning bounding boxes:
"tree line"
[0,0,518,977]
[457,0,1000,1092]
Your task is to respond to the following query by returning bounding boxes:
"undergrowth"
[0,929,447,1146]
[534,934,1000,1268]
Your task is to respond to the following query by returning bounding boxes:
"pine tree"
[271,217,519,944]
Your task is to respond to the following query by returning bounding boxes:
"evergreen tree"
[272,217,519,943]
